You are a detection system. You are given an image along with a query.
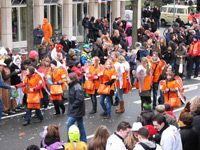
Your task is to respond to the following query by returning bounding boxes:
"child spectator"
[71,62,84,85]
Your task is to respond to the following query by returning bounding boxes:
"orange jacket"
[139,76,151,91]
[188,40,200,56]
[42,18,52,45]
[99,68,116,91]
[88,65,101,89]
[116,71,128,89]
[194,13,199,19]
[149,59,163,83]
[188,15,193,21]
[17,73,43,109]
[160,79,179,103]
[47,68,67,101]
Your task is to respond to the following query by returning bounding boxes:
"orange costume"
[42,18,52,45]
[85,65,101,95]
[17,74,43,109]
[47,69,67,101]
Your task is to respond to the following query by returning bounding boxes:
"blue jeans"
[0,98,2,122]
[99,95,112,115]
[159,90,164,104]
[152,82,159,107]
[116,87,124,101]
[25,109,43,122]
[66,117,87,143]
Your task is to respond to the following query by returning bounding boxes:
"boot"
[116,101,125,113]
[113,96,119,106]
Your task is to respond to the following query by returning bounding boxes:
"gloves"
[104,79,115,86]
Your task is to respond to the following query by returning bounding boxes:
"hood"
[124,22,132,34]
[192,107,200,116]
[43,18,48,24]
[151,57,160,63]
[68,125,80,142]
[140,141,157,149]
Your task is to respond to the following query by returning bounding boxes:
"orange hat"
[56,44,63,52]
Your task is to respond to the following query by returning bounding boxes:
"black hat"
[50,60,57,66]
[23,59,31,65]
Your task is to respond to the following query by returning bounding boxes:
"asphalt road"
[1,75,200,150]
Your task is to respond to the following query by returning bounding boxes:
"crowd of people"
[0,4,200,149]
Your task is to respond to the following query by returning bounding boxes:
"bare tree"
[26,0,34,52]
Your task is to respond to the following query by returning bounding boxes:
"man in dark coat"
[82,14,89,42]
[180,112,199,150]
[33,24,44,52]
[59,34,71,53]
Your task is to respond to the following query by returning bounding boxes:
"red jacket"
[71,66,84,78]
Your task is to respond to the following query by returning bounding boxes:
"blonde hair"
[105,59,113,70]
[118,55,126,63]
[155,105,165,113]
[68,48,74,55]
[92,56,100,75]
[113,30,119,38]
[125,133,136,150]
[154,41,161,53]
[147,39,153,46]
[190,96,200,112]
[160,37,166,47]
[141,57,150,76]
[57,53,62,60]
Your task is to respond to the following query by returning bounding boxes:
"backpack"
[42,138,64,150]
[140,142,157,150]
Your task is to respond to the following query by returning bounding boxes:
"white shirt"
[106,133,126,150]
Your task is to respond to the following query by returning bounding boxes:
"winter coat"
[174,47,187,65]
[129,54,137,71]
[67,82,85,117]
[91,43,104,58]
[42,18,52,45]
[120,39,129,52]
[71,66,84,79]
[33,28,44,45]
[41,137,64,150]
[180,126,199,150]
[133,141,161,150]
[88,21,96,41]
[10,63,21,85]
[82,17,89,29]
[163,113,179,128]
[163,51,174,65]
[191,108,200,150]
[59,39,71,53]
[106,133,127,150]
[112,36,121,45]
[68,57,77,69]
[137,110,154,125]
[0,75,10,89]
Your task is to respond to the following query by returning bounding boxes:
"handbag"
[97,84,110,95]
[168,97,181,108]
[50,85,63,95]
[84,80,94,91]
[27,93,40,103]
[11,89,19,99]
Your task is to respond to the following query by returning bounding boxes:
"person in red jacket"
[187,35,200,79]
[71,62,84,85]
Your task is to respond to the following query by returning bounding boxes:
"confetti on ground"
[28,137,35,140]
[19,132,26,136]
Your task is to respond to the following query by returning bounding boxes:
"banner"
[96,0,107,3]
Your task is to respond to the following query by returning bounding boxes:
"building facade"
[0,0,132,49]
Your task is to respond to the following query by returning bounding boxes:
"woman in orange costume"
[42,18,52,45]
[114,55,130,113]
[134,57,151,111]
[85,57,101,114]
[99,60,116,119]
[16,66,43,126]
[160,72,181,107]
[47,60,66,115]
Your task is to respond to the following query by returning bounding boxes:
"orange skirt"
[27,103,40,109]
[50,94,62,101]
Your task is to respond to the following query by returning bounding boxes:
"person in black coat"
[120,35,129,52]
[66,72,87,143]
[88,16,96,42]
[162,46,174,65]
[33,24,44,51]
[180,112,199,150]
[59,34,71,53]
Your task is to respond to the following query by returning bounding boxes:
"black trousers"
[187,56,200,77]
[53,100,65,114]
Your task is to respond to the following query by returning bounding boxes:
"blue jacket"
[129,55,137,71]
[0,75,10,89]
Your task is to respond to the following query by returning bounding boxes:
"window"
[0,9,2,46]
[177,8,184,14]
[161,7,167,12]
[73,3,84,36]
[12,7,27,42]
[168,8,176,13]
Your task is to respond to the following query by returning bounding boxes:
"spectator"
[162,46,174,65]
[38,40,48,61]
[164,102,177,120]
[65,124,87,150]
[33,24,44,52]
[112,30,121,45]
[106,121,131,150]
[5,47,13,58]
[59,34,71,53]
[66,72,87,143]
[155,105,178,128]
[40,124,64,150]
[180,112,199,150]
[88,125,110,150]
[88,16,96,42]
[133,127,161,150]
[120,35,129,52]
[152,114,182,150]
[81,44,92,66]
[82,14,89,42]
[113,17,119,30]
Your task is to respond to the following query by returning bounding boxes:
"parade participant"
[160,72,183,109]
[98,60,116,119]
[88,125,110,150]
[42,18,52,45]
[149,51,165,109]
[65,125,87,150]
[114,56,130,113]
[40,124,64,150]
[16,66,43,126]
[85,57,101,114]
[0,60,15,125]
[106,121,131,150]
[187,35,200,79]
[81,44,92,66]
[152,114,183,150]
[47,60,66,115]
[66,72,87,143]
[134,57,151,110]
